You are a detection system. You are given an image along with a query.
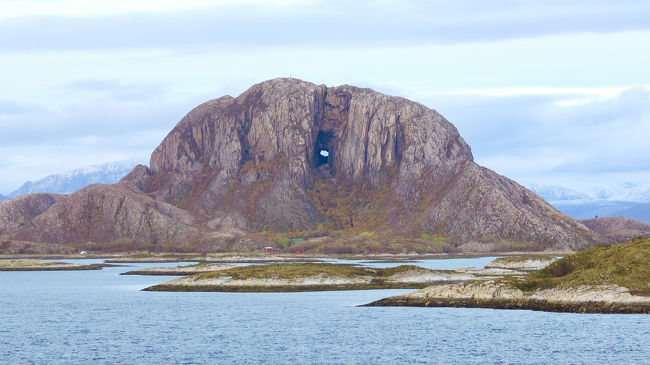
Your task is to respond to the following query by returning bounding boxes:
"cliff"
[0,78,601,251]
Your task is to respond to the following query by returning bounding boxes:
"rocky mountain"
[580,217,650,243]
[0,193,60,236]
[0,78,601,252]
[7,160,138,198]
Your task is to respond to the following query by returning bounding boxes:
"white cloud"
[0,0,283,18]
[1,1,649,196]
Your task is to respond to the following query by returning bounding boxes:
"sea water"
[1,258,648,364]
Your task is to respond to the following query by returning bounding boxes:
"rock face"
[0,193,60,236]
[0,78,601,250]
[10,184,197,244]
[581,217,650,243]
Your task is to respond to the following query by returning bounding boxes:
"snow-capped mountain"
[7,160,140,198]
[527,183,650,223]
[526,183,591,203]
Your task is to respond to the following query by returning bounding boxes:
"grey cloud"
[0,97,194,147]
[424,87,650,177]
[1,0,649,51]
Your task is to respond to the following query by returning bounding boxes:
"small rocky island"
[0,259,107,271]
[366,237,650,314]
[143,263,514,292]
[122,262,237,276]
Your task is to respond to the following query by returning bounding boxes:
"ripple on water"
[0,258,648,364]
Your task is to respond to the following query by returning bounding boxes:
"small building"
[263,247,279,252]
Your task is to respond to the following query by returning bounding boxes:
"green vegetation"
[489,255,557,263]
[144,263,456,292]
[512,236,650,295]
[306,173,396,231]
[272,236,292,248]
[193,263,378,281]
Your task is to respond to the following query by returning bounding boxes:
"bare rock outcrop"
[11,184,198,244]
[580,217,650,243]
[0,193,60,236]
[1,78,603,250]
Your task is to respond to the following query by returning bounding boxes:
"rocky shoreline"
[364,280,650,314]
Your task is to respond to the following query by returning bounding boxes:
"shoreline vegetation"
[365,237,650,314]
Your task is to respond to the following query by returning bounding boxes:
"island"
[121,262,237,276]
[0,259,109,271]
[142,263,519,292]
[365,237,650,314]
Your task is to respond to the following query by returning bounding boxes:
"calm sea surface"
[1,257,648,364]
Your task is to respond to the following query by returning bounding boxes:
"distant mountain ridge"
[0,194,7,202]
[7,160,139,198]
[528,183,650,224]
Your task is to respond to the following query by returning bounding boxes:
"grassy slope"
[513,236,649,295]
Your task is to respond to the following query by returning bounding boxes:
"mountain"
[0,194,7,202]
[0,193,60,236]
[0,78,601,252]
[580,217,650,243]
[528,184,650,223]
[7,160,139,198]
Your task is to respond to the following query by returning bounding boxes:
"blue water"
[1,258,648,364]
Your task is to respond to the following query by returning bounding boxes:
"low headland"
[365,237,650,314]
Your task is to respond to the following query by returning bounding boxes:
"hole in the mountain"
[314,130,334,169]
[317,148,330,166]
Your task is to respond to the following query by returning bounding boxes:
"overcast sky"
[1,0,649,195]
